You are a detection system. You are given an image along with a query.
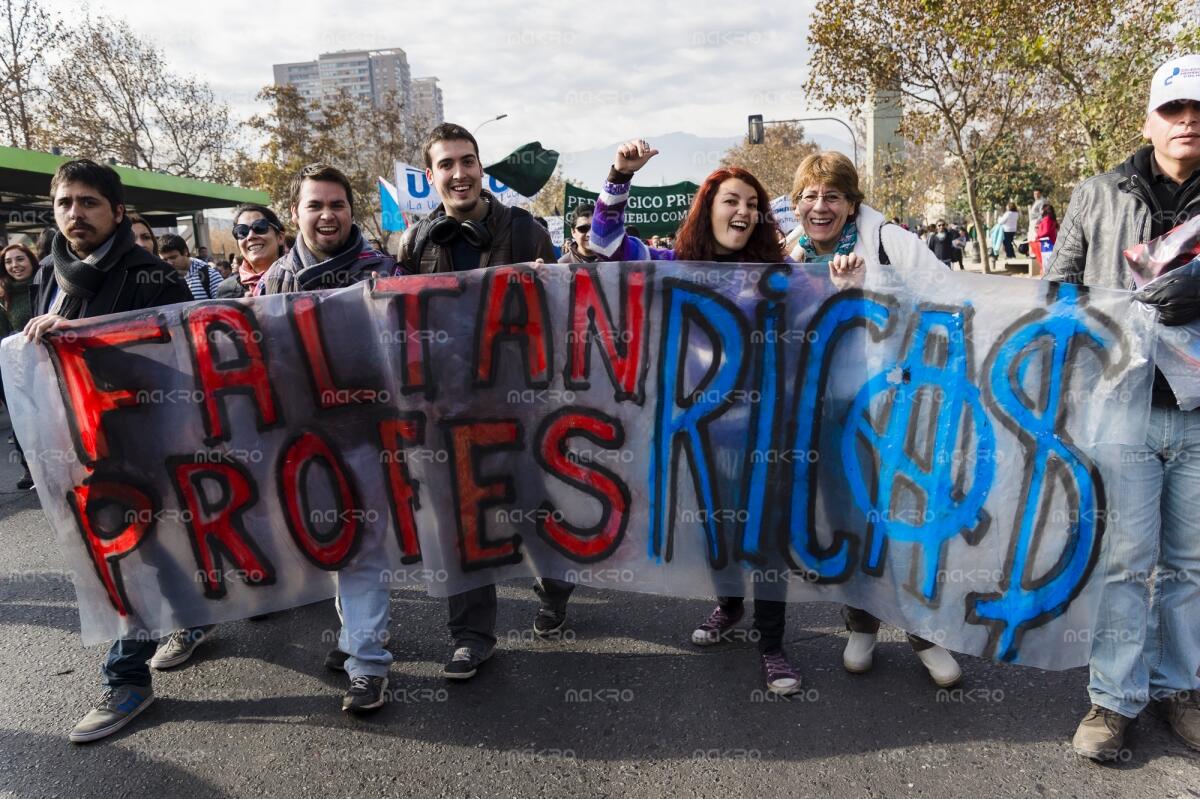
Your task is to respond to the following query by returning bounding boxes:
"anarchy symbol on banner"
[841,305,996,603]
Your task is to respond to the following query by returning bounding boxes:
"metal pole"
[473,114,508,135]
[758,116,859,171]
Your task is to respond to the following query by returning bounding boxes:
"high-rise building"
[273,48,432,134]
[411,77,445,131]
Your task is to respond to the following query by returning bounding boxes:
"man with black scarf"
[1047,53,1200,762]
[23,159,192,743]
[259,163,397,715]
[259,164,395,294]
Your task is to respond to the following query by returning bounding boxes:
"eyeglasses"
[574,223,591,234]
[233,219,280,239]
[795,191,847,206]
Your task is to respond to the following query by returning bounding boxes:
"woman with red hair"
[589,139,808,696]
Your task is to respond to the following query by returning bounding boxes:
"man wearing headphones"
[398,123,571,681]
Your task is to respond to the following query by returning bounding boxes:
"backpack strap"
[202,263,215,298]
[877,223,893,266]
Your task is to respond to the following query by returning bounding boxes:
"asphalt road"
[0,425,1196,799]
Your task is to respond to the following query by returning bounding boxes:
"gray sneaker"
[69,685,155,743]
[151,627,210,669]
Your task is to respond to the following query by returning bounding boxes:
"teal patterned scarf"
[797,219,858,262]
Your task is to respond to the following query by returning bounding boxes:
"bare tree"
[45,15,236,180]
[0,0,61,149]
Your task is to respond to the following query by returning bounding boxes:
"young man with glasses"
[1047,53,1200,761]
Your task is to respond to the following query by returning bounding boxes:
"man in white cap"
[1047,53,1200,761]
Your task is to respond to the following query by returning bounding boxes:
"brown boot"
[1072,704,1134,761]
[1151,691,1200,751]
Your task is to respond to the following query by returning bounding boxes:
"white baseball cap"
[1148,53,1200,115]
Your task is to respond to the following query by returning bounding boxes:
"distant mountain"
[555,130,855,189]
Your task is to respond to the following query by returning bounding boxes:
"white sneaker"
[843,632,876,673]
[916,645,962,687]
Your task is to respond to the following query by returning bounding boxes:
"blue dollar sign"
[969,285,1110,662]
[842,306,995,601]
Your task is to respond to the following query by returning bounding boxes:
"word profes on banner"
[27,262,1138,665]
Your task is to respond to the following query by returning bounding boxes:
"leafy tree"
[719,122,819,200]
[235,86,422,243]
[1022,0,1200,180]
[806,0,1039,273]
[529,167,582,218]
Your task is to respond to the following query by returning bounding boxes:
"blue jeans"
[1089,406,1200,717]
[102,638,157,688]
[335,582,393,679]
[100,625,212,688]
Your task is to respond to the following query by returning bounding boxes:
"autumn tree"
[236,86,423,243]
[1021,0,1200,180]
[0,0,61,149]
[807,0,1040,273]
[719,122,819,200]
[45,15,237,180]
[529,167,582,218]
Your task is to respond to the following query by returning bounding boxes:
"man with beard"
[260,163,395,293]
[397,123,569,682]
[260,163,396,714]
[23,159,192,743]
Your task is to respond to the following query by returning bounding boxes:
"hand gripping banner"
[1,262,1156,669]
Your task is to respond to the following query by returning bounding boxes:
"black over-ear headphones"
[426,195,493,250]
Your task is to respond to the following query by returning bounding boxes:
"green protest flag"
[564,181,700,238]
[484,142,560,197]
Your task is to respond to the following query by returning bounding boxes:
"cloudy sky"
[44,0,833,163]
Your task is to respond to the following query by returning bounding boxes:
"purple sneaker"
[691,604,745,646]
[761,650,802,695]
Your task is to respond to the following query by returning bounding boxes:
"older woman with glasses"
[787,151,964,688]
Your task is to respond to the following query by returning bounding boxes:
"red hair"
[674,167,784,263]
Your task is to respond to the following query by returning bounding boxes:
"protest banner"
[1,261,1156,669]
[563,181,699,239]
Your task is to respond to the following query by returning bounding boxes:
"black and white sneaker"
[342,675,388,713]
[442,645,492,680]
[324,648,350,673]
[533,608,567,637]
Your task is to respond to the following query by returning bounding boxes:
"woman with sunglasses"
[217,204,287,298]
[787,151,963,688]
[589,139,810,696]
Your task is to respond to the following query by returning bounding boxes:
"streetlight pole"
[473,113,508,135]
[748,114,859,171]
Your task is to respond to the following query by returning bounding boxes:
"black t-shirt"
[449,236,482,272]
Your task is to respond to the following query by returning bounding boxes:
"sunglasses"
[574,223,591,234]
[233,219,280,240]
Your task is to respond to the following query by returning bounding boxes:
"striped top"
[589,169,677,262]
[184,258,222,300]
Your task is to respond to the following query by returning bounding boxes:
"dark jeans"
[448,579,577,652]
[102,638,157,688]
[717,596,786,655]
[534,578,575,613]
[844,606,934,652]
[1001,231,1016,258]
